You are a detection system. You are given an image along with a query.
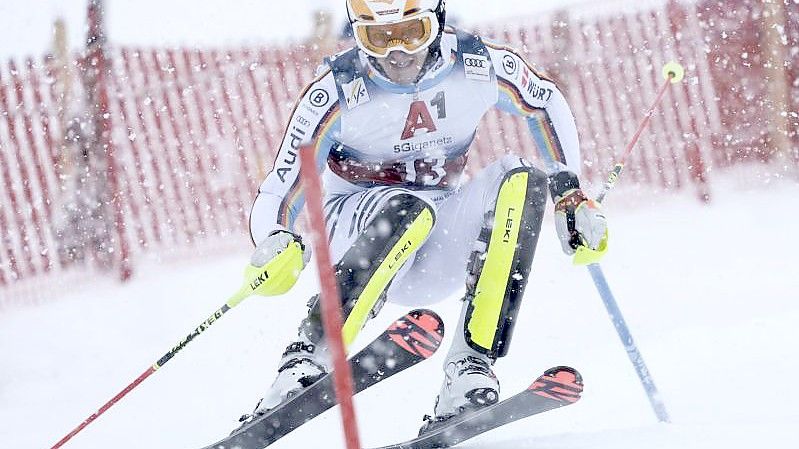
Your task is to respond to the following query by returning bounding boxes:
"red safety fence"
[1,0,796,307]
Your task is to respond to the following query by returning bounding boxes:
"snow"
[1,174,797,449]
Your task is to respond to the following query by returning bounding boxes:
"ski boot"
[419,351,499,435]
[234,337,329,431]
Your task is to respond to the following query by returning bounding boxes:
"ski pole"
[577,62,685,424]
[586,263,670,423]
[49,289,247,449]
[49,256,293,449]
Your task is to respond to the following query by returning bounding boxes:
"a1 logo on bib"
[343,77,371,110]
[463,53,490,82]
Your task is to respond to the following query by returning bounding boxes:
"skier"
[244,0,607,432]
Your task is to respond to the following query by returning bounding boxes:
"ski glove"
[246,230,311,297]
[549,171,609,258]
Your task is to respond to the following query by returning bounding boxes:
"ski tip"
[387,309,445,359]
[543,366,583,383]
[529,366,584,404]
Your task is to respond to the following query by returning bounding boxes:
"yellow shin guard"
[302,193,436,347]
[464,167,548,358]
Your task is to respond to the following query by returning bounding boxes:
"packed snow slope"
[1,176,797,449]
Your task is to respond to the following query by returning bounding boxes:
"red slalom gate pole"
[299,148,362,449]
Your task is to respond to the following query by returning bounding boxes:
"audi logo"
[464,58,487,68]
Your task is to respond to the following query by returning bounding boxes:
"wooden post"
[86,0,132,280]
[667,0,712,202]
[306,9,338,64]
[52,18,73,175]
[761,0,793,169]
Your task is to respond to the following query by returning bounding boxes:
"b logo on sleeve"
[309,89,330,108]
[502,54,518,77]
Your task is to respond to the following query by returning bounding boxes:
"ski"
[200,308,445,449]
[368,366,583,449]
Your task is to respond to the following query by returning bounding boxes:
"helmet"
[346,0,446,59]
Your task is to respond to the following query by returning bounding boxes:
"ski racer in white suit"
[245,0,608,431]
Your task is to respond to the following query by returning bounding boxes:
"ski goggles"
[352,11,440,58]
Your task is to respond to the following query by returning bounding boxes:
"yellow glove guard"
[572,229,610,266]
[242,241,306,297]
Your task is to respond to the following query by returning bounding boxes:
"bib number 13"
[404,158,447,186]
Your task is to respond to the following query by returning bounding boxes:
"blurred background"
[0,2,797,449]
[0,0,795,303]
[0,0,593,57]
